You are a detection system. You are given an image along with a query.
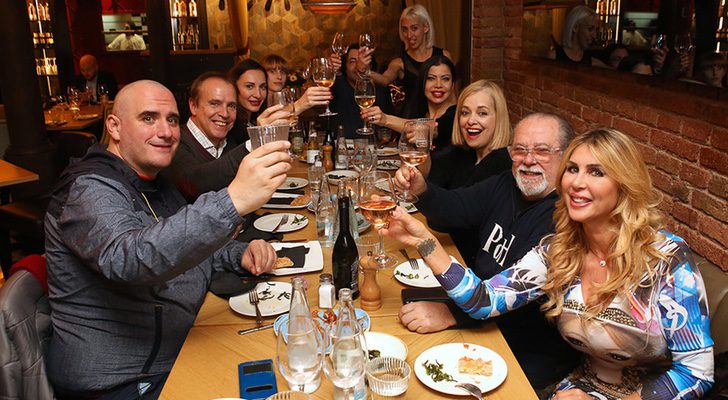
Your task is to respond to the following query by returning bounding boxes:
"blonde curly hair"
[540,127,667,319]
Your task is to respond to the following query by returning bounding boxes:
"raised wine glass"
[358,33,376,76]
[331,32,348,76]
[674,33,694,55]
[359,171,398,268]
[397,119,434,203]
[354,78,376,135]
[277,315,323,392]
[267,88,298,127]
[310,57,337,117]
[350,142,376,177]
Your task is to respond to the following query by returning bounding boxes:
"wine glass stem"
[378,233,386,263]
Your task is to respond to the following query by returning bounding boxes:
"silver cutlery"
[249,290,264,325]
[399,248,419,270]
[238,323,273,335]
[270,214,289,234]
[456,382,484,400]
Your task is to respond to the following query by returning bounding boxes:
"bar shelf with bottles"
[169,0,201,50]
[717,0,728,51]
[594,0,621,45]
[27,0,59,97]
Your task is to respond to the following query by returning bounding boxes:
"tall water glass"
[276,315,323,392]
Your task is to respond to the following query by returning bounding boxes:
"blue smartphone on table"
[238,359,278,399]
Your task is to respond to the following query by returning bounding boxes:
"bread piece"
[275,257,294,269]
[291,194,311,206]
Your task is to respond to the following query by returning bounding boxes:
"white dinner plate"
[229,281,292,317]
[393,258,440,288]
[253,213,308,233]
[74,113,99,120]
[364,331,408,360]
[269,241,324,276]
[377,159,401,170]
[414,343,508,395]
[325,170,359,185]
[278,177,308,191]
[376,147,399,157]
[262,193,309,209]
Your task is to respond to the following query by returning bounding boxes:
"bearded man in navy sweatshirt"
[393,112,580,390]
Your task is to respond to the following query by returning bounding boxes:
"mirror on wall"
[102,13,148,51]
[523,0,727,90]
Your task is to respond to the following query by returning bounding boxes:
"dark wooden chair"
[0,131,96,276]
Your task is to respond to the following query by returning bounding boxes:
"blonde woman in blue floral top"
[383,127,713,399]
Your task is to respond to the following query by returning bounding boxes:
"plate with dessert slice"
[414,342,508,395]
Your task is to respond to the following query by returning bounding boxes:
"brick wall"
[471,0,728,270]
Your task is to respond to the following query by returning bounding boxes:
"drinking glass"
[276,315,323,392]
[331,32,348,75]
[358,33,376,76]
[354,78,376,135]
[397,119,433,202]
[350,144,375,176]
[67,87,81,116]
[247,125,291,156]
[650,34,666,51]
[268,88,297,127]
[674,33,694,55]
[310,58,337,116]
[359,171,398,268]
[98,84,109,105]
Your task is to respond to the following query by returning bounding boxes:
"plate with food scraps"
[254,213,308,233]
[414,342,508,396]
[269,241,323,276]
[377,159,401,171]
[393,258,440,288]
[325,170,359,185]
[229,281,292,317]
[364,331,408,361]
[263,193,311,209]
[278,177,309,191]
[376,147,399,157]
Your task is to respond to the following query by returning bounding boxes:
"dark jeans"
[55,373,169,400]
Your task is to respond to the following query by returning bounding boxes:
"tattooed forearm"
[417,238,436,257]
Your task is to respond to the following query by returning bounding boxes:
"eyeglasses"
[508,145,562,162]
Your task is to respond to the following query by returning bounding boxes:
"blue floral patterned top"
[435,232,714,399]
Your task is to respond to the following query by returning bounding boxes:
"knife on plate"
[238,323,274,335]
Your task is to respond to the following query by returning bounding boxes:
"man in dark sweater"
[74,54,119,102]
[394,112,580,389]
[161,71,249,202]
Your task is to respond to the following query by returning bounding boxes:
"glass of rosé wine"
[359,171,398,269]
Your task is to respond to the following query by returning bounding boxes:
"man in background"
[74,54,118,102]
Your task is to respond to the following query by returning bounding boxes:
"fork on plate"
[456,382,484,399]
[399,248,419,270]
[249,290,264,325]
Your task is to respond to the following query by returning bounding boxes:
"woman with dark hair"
[384,127,714,400]
[227,59,289,143]
[361,54,457,152]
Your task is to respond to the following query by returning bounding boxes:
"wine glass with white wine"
[354,78,376,135]
[310,57,337,117]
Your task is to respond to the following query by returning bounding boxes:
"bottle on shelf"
[189,0,198,17]
[36,59,43,75]
[28,2,37,21]
[335,125,348,170]
[179,0,187,17]
[32,32,39,47]
[306,121,320,164]
[47,32,54,45]
[332,190,359,299]
[172,0,179,17]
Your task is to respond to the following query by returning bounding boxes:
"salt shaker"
[318,273,335,309]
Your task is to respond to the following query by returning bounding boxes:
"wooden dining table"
[45,104,104,132]
[159,157,538,400]
[0,159,39,188]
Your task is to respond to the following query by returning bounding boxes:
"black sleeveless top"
[400,47,444,116]
[553,45,592,66]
